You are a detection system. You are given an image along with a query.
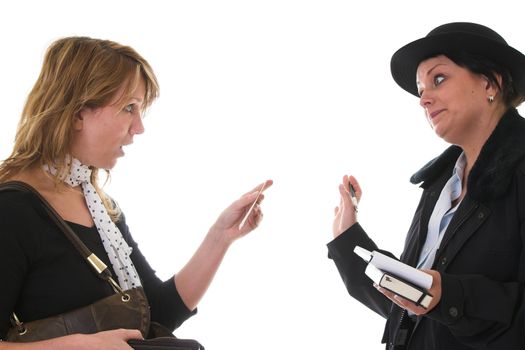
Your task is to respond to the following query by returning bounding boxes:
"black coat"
[328,108,525,350]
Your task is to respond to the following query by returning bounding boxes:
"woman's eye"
[433,75,445,86]
[124,104,135,113]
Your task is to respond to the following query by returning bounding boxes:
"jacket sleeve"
[327,223,393,319]
[116,214,196,331]
[426,272,525,349]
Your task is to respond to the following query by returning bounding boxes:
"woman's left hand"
[175,180,273,310]
[333,175,361,238]
[375,269,442,315]
[210,180,273,244]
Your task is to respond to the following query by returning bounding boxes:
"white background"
[2,1,525,349]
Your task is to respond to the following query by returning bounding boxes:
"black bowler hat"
[390,22,525,97]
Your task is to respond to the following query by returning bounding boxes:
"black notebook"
[365,263,433,308]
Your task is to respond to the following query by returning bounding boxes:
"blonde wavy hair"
[0,36,159,220]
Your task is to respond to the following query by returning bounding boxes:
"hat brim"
[391,32,525,97]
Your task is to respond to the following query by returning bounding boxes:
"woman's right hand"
[79,329,143,350]
[332,175,361,238]
[0,329,143,350]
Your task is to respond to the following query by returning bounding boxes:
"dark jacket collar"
[410,108,525,201]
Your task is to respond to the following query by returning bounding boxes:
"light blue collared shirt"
[417,153,466,270]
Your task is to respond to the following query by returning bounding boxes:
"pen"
[349,183,358,213]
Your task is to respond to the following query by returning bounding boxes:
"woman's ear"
[484,73,503,100]
[74,107,90,131]
[73,112,84,131]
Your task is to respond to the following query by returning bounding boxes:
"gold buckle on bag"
[11,313,27,336]
[87,253,131,302]
[107,277,131,302]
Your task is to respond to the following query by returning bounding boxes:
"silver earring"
[488,95,495,103]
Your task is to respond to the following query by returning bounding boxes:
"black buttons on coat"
[448,306,459,318]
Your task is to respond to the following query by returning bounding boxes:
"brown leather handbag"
[1,181,204,349]
[6,287,150,342]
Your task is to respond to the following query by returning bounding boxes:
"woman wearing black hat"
[327,22,525,349]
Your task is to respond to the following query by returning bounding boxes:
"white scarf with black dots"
[45,158,141,290]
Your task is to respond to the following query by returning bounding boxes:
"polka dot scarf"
[45,158,141,290]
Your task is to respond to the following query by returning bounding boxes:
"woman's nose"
[131,114,145,135]
[419,91,433,108]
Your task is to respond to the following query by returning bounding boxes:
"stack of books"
[354,246,433,308]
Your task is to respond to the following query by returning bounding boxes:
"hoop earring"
[488,95,495,103]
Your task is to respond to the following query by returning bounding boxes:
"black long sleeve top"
[0,188,195,340]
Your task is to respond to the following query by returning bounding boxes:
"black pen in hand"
[349,183,358,213]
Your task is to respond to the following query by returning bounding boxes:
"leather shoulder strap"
[0,181,119,290]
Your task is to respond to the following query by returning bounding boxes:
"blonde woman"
[0,37,271,350]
